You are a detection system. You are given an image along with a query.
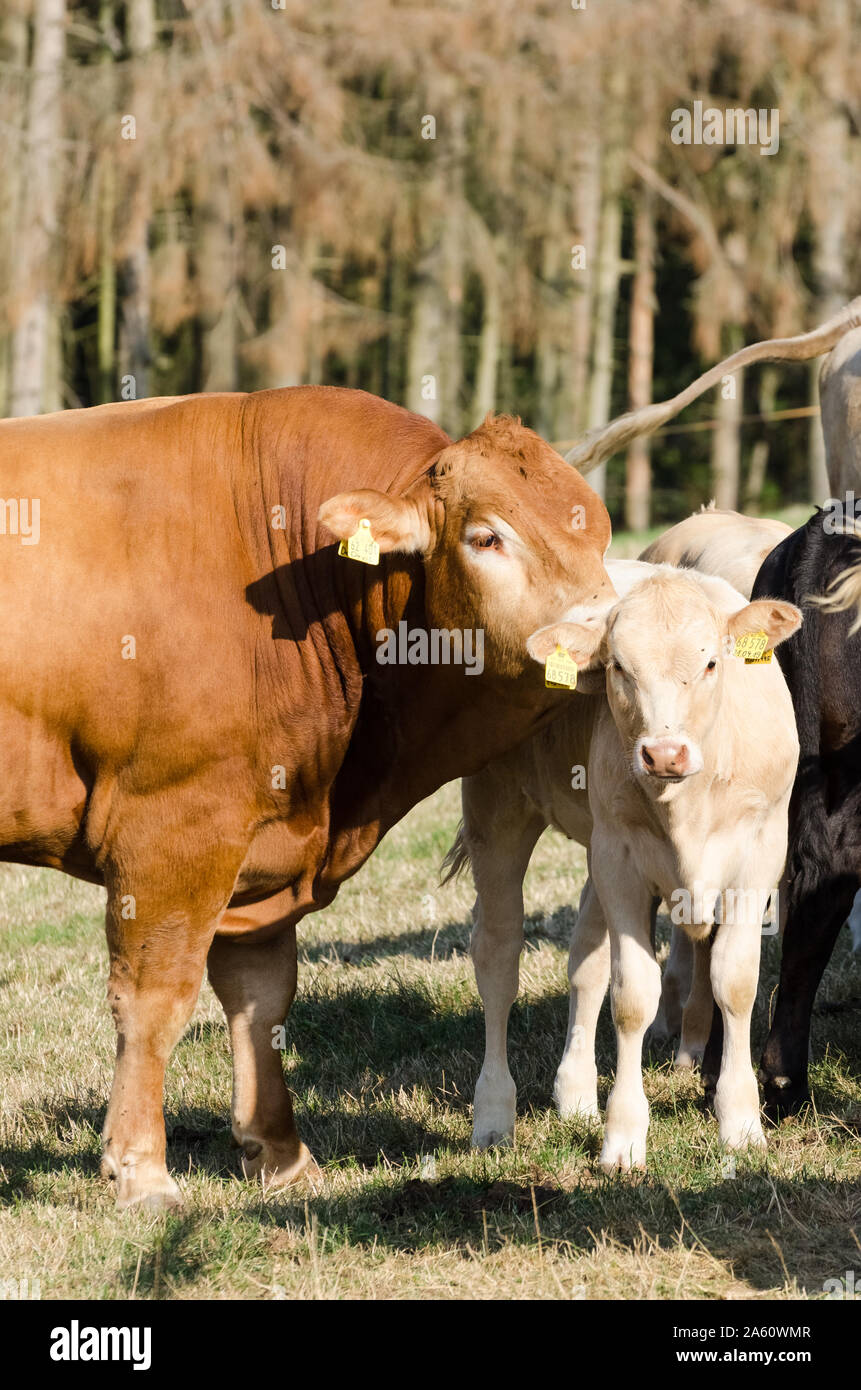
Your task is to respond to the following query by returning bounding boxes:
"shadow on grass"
[249,1167,861,1298]
[297,906,577,965]
[6,962,857,1197]
[116,1214,212,1295]
[4,918,858,1302]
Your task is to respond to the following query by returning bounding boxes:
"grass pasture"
[0,781,859,1301]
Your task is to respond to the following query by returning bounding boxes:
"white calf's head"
[528,566,801,786]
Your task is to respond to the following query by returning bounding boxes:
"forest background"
[1,0,858,528]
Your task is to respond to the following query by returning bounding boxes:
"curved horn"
[565,296,861,475]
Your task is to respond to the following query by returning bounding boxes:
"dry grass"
[0,781,859,1301]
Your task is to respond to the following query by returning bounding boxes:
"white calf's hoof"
[598,1132,647,1174]
[720,1118,767,1152]
[554,1089,601,1123]
[554,1063,600,1121]
[557,1099,601,1124]
[472,1127,514,1150]
[472,1072,516,1151]
[674,1045,704,1071]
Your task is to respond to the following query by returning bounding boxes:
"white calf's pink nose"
[638,738,690,778]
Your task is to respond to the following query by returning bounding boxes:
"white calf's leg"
[554,876,609,1121]
[676,938,713,1069]
[464,781,545,1149]
[593,850,660,1172]
[710,899,766,1151]
[650,926,691,1044]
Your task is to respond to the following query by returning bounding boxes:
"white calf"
[449,566,800,1169]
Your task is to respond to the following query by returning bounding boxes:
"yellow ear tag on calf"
[734,630,772,664]
[545,644,579,690]
[338,517,380,566]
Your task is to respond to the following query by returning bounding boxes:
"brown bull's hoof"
[102,1152,184,1211]
[241,1139,319,1190]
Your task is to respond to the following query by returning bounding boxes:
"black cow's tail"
[811,551,861,634]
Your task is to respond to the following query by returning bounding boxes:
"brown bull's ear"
[727,599,802,650]
[526,619,607,671]
[318,488,433,554]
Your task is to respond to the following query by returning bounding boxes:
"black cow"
[747,511,861,1114]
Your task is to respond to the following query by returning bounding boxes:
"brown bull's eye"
[471,531,501,550]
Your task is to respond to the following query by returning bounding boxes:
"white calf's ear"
[526,619,606,670]
[727,599,802,650]
[318,488,432,555]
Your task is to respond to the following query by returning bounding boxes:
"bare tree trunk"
[406,97,465,432]
[807,0,849,503]
[254,240,314,389]
[625,167,655,532]
[586,69,627,501]
[535,187,565,439]
[98,158,117,402]
[711,328,744,509]
[406,215,447,426]
[118,0,155,400]
[472,240,501,425]
[97,0,117,404]
[0,0,30,415]
[198,173,238,391]
[406,198,463,430]
[744,366,778,513]
[10,0,65,417]
[568,88,601,443]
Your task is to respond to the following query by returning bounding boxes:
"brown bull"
[0,385,612,1207]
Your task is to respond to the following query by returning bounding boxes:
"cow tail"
[440,822,472,886]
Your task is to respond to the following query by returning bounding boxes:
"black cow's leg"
[700,1000,723,1113]
[759,873,856,1118]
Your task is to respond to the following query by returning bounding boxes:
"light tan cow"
[640,505,791,599]
[819,325,861,499]
[446,564,800,1170]
[808,326,861,634]
[640,506,792,1052]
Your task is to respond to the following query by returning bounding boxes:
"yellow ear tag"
[733,630,772,664]
[338,517,380,566]
[545,643,578,690]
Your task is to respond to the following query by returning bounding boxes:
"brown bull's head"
[319,414,615,682]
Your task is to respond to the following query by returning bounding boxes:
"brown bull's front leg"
[208,894,316,1188]
[100,827,248,1210]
